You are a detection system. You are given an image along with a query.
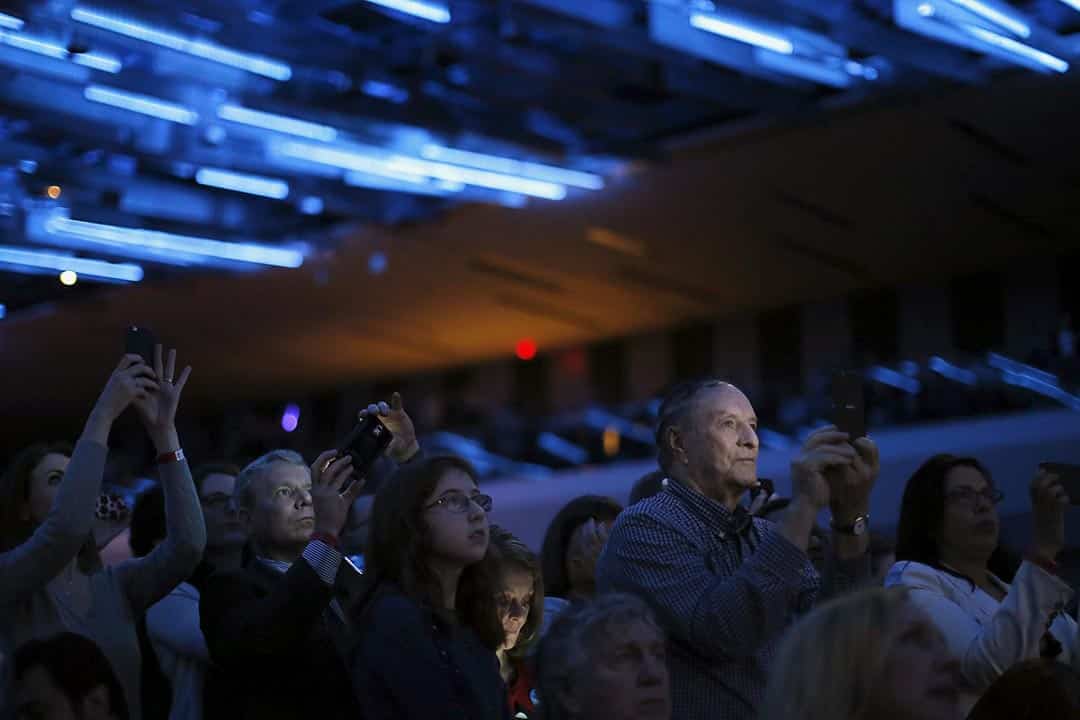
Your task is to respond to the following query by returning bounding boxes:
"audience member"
[760,587,962,720]
[628,471,667,506]
[540,496,622,602]
[485,526,544,719]
[15,632,130,720]
[597,378,878,719]
[885,454,1076,714]
[189,463,244,588]
[1,349,205,720]
[534,593,670,720]
[966,659,1080,720]
[349,455,506,719]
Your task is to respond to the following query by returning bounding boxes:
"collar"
[258,556,292,574]
[667,479,754,539]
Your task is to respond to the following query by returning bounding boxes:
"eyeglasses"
[200,492,235,509]
[425,492,493,514]
[945,487,1004,508]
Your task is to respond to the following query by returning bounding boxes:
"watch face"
[853,517,868,536]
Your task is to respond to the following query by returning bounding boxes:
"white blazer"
[885,559,1077,715]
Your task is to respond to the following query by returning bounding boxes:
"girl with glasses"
[349,455,507,720]
[885,454,1077,715]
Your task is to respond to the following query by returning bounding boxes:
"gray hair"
[235,449,308,510]
[655,377,733,474]
[535,593,663,720]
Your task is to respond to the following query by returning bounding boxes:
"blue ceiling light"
[195,167,290,199]
[947,0,1030,38]
[0,303,6,319]
[0,13,24,30]
[299,196,324,215]
[217,103,338,142]
[0,31,121,73]
[361,0,451,24]
[84,85,199,124]
[71,6,292,81]
[689,12,795,55]
[419,145,605,190]
[344,170,465,196]
[45,216,307,268]
[0,244,143,282]
[963,24,1068,72]
[361,80,410,104]
[1056,0,1080,13]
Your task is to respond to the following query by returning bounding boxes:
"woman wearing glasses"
[885,454,1077,715]
[350,455,507,720]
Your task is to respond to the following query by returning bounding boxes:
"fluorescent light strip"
[280,141,565,199]
[948,0,1030,38]
[195,167,290,199]
[689,12,794,55]
[47,217,306,268]
[420,145,604,190]
[361,0,451,24]
[344,170,464,196]
[218,104,337,142]
[71,6,291,80]
[0,244,143,282]
[0,31,121,72]
[361,80,410,104]
[1057,0,1080,13]
[85,85,199,124]
[963,24,1069,72]
[0,13,24,30]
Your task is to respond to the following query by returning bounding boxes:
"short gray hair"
[235,449,308,510]
[535,593,663,720]
[655,377,733,474]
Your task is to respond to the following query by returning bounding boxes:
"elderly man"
[200,395,419,720]
[596,378,878,720]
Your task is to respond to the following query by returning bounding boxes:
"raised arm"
[113,346,205,614]
[0,355,156,603]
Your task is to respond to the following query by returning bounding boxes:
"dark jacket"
[349,586,508,720]
[200,558,360,720]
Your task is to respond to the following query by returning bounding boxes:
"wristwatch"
[830,514,869,536]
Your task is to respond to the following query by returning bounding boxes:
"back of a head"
[967,660,1080,720]
[129,486,166,558]
[540,495,623,599]
[15,632,130,720]
[760,587,910,720]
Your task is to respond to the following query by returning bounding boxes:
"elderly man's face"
[674,385,759,501]
[570,619,670,720]
[241,463,314,555]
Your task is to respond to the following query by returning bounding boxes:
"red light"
[515,339,537,361]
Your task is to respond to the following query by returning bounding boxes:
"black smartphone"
[1040,463,1080,505]
[125,326,158,366]
[830,371,866,440]
[335,414,394,492]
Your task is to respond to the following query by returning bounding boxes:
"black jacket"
[200,557,361,720]
[349,586,508,720]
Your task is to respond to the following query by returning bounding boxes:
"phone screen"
[830,371,866,440]
[125,326,157,366]
[1041,463,1080,505]
[336,415,394,492]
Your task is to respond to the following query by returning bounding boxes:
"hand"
[91,355,159,423]
[825,436,879,521]
[567,518,609,589]
[789,426,858,511]
[359,392,419,463]
[1030,468,1068,560]
[133,345,191,452]
[311,450,361,536]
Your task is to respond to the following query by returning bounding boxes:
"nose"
[466,502,485,522]
[739,422,758,449]
[297,488,313,507]
[224,496,239,516]
[506,599,527,621]
[639,652,667,687]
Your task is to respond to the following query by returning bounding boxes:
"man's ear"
[667,426,689,468]
[79,684,116,720]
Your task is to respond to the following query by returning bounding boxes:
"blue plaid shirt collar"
[666,479,754,540]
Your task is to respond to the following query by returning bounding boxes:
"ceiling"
[2,0,1080,421]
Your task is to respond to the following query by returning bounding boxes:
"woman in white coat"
[885,454,1075,715]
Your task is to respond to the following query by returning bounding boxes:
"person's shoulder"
[366,585,427,627]
[884,560,951,589]
[616,490,686,528]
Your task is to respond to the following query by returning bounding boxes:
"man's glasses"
[200,492,235,510]
[425,491,493,514]
[945,487,1004,508]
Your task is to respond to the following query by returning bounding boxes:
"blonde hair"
[760,586,911,720]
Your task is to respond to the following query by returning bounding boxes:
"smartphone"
[1040,463,1080,505]
[830,371,866,440]
[125,326,158,366]
[335,414,394,492]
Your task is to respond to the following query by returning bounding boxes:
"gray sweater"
[0,439,206,720]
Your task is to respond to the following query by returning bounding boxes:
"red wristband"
[156,448,185,465]
[311,531,339,548]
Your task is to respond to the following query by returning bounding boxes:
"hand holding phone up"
[358,392,420,464]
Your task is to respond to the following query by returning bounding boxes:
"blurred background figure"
[15,632,130,720]
[540,496,622,603]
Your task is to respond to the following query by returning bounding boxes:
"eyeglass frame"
[424,491,493,514]
[944,487,1004,508]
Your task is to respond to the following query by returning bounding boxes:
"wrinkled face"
[868,603,962,720]
[939,466,999,560]
[24,454,70,525]
[422,469,490,569]
[496,566,535,652]
[199,473,246,549]
[672,385,759,501]
[16,666,116,720]
[570,620,670,720]
[243,463,314,554]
